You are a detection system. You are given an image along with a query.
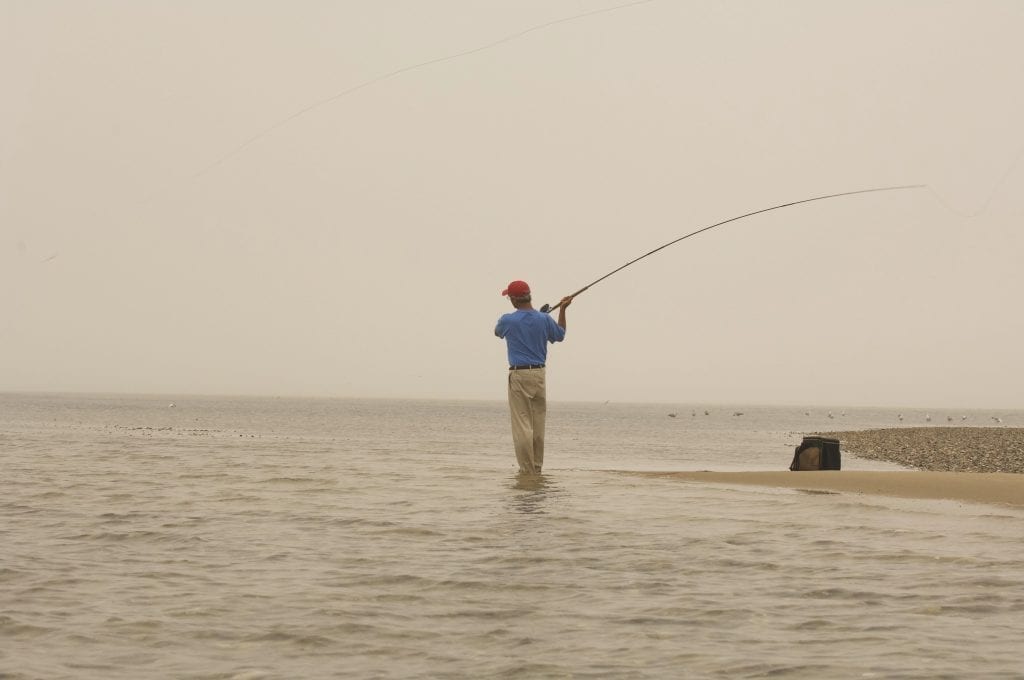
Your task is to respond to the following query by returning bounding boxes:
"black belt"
[509,364,545,370]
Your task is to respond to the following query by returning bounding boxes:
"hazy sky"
[3,1,1022,408]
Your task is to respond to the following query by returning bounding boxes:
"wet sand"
[635,427,1024,508]
[632,470,1024,508]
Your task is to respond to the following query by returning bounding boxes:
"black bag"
[789,436,841,471]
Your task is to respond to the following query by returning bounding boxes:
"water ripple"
[2,395,1023,679]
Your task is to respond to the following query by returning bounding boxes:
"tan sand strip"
[625,471,1024,508]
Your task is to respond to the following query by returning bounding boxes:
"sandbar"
[629,470,1024,508]
[627,427,1024,508]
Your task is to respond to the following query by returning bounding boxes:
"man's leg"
[508,369,548,474]
[508,371,538,474]
[530,371,547,472]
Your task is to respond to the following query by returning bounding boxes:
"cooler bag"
[790,436,841,471]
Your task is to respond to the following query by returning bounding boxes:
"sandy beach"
[632,470,1024,508]
[638,427,1024,508]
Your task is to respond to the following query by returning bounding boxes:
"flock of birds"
[894,413,1003,424]
[665,410,1005,424]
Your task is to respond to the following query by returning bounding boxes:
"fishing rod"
[539,184,926,314]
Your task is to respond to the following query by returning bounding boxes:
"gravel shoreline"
[816,427,1024,474]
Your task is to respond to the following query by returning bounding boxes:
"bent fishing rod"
[539,184,926,314]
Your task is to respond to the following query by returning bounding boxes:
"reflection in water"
[510,472,561,514]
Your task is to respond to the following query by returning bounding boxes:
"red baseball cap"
[501,280,530,297]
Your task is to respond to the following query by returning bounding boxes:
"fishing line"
[539,184,927,314]
[190,0,659,182]
[923,146,1024,219]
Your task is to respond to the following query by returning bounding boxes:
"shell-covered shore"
[818,427,1024,474]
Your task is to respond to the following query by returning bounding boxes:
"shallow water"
[2,394,1023,679]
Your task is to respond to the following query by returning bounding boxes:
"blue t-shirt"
[495,309,566,366]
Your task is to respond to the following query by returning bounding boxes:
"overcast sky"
[3,1,1022,408]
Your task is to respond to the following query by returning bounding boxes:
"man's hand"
[559,295,574,308]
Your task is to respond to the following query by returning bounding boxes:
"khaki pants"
[507,368,547,474]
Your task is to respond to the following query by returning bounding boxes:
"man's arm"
[556,296,573,330]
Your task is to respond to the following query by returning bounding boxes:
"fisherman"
[494,280,573,475]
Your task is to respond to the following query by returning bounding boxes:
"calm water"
[2,393,1023,679]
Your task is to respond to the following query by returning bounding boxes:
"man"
[494,280,573,475]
